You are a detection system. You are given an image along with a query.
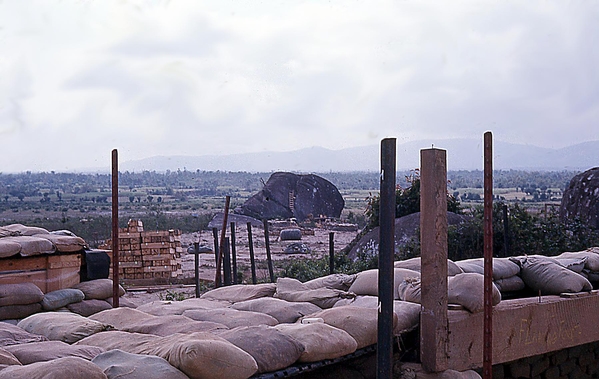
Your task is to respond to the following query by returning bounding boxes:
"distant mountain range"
[120,139,599,173]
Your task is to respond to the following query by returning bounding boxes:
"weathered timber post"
[212,227,220,265]
[215,196,231,288]
[193,242,200,298]
[111,149,119,308]
[377,137,396,379]
[223,237,232,286]
[231,222,238,285]
[502,204,509,257]
[247,222,257,284]
[263,219,275,283]
[420,148,448,372]
[483,131,494,379]
[329,232,335,275]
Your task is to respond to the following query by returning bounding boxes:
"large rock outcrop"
[560,167,599,229]
[235,172,344,221]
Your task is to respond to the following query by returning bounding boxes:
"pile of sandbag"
[0,224,86,257]
[456,257,524,293]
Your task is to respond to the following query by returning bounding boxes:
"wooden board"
[0,254,81,293]
[446,293,599,371]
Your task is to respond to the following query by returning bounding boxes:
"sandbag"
[348,268,421,299]
[397,278,422,304]
[394,257,463,276]
[0,224,49,236]
[182,308,279,328]
[92,349,189,379]
[136,298,229,316]
[274,322,358,362]
[0,303,42,320]
[0,321,47,346]
[231,297,322,323]
[119,315,228,336]
[89,307,155,329]
[78,331,259,379]
[201,283,276,303]
[17,312,112,343]
[455,258,520,280]
[41,288,85,310]
[510,256,593,295]
[332,296,421,335]
[494,275,526,293]
[2,236,54,256]
[73,279,125,300]
[0,283,44,306]
[218,325,304,373]
[105,296,137,308]
[0,239,21,258]
[306,306,397,349]
[303,273,357,291]
[279,228,302,241]
[33,233,86,253]
[67,299,113,316]
[0,356,107,379]
[557,251,599,272]
[4,340,105,364]
[0,347,20,366]
[274,277,354,308]
[447,273,501,313]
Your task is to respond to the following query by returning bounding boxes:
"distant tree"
[129,196,135,203]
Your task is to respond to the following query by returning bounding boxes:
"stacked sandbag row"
[0,224,86,258]
[102,220,183,281]
[0,279,128,321]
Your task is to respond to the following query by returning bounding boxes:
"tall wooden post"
[111,149,119,308]
[483,132,494,379]
[377,138,396,379]
[420,148,448,372]
[215,196,230,288]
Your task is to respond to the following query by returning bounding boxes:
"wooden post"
[420,148,448,372]
[377,138,396,379]
[215,196,230,288]
[263,219,275,283]
[231,222,238,285]
[193,242,200,298]
[247,222,257,284]
[111,149,119,308]
[483,131,494,379]
[223,237,231,286]
[329,232,335,275]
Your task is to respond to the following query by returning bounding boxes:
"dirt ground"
[122,223,360,307]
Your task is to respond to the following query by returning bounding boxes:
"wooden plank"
[141,242,168,249]
[419,148,449,373]
[0,256,47,272]
[47,254,81,269]
[0,270,48,292]
[447,295,599,371]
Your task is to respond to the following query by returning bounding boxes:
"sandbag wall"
[103,220,183,281]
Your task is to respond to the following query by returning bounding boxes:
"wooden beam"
[420,148,449,372]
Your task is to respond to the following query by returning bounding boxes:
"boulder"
[560,167,599,229]
[235,172,344,221]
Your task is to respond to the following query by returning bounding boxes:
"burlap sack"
[447,273,501,313]
[2,236,54,257]
[120,315,228,336]
[394,257,463,276]
[0,224,49,236]
[231,297,321,323]
[136,298,229,316]
[455,258,520,280]
[33,233,86,253]
[105,296,137,308]
[558,251,599,272]
[41,288,85,310]
[274,277,354,308]
[510,256,593,295]
[303,273,357,291]
[274,322,358,362]
[0,239,21,258]
[348,268,421,299]
[0,356,107,379]
[72,279,125,300]
[17,312,111,343]
[0,347,20,366]
[89,307,155,330]
[397,278,422,304]
[0,303,42,320]
[182,308,279,328]
[306,306,397,349]
[0,283,44,306]
[493,275,526,293]
[4,340,105,364]
[92,349,189,379]
[201,283,276,303]
[218,325,304,373]
[0,321,47,346]
[67,299,113,317]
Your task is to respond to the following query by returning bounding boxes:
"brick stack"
[108,220,183,281]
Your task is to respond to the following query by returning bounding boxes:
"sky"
[0,0,598,173]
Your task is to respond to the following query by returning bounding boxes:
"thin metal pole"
[329,232,335,275]
[111,149,119,308]
[377,138,396,379]
[483,131,494,379]
[231,222,238,284]
[247,222,257,284]
[263,219,275,283]
[215,196,231,288]
[193,242,200,298]
[223,237,232,286]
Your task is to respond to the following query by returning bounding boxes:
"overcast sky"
[1,1,597,172]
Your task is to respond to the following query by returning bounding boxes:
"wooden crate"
[0,253,81,293]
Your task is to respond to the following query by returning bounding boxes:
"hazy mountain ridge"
[120,139,599,173]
